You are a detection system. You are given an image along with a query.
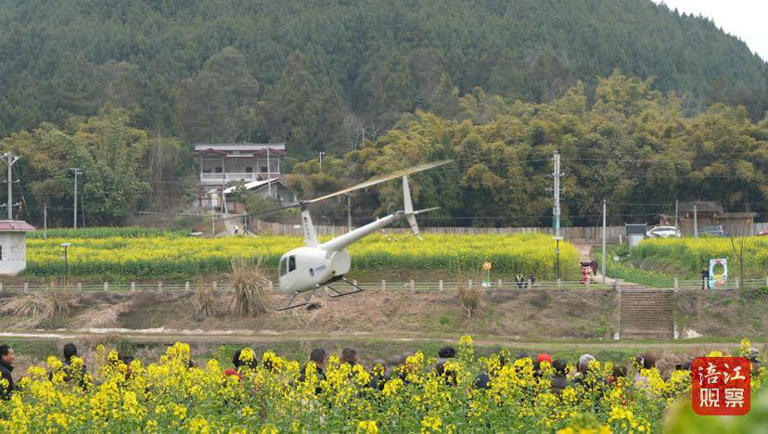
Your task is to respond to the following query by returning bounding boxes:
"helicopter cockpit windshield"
[280,255,296,276]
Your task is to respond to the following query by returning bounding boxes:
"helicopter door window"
[279,258,287,276]
[288,255,296,272]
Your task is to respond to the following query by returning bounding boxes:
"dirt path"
[572,241,645,289]
[0,328,750,352]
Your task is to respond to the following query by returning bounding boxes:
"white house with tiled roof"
[194,143,287,211]
[0,220,35,275]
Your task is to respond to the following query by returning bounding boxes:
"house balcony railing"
[200,172,280,184]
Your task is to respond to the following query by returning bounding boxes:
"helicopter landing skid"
[275,289,319,312]
[326,278,364,298]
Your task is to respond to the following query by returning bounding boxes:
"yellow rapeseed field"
[26,233,579,279]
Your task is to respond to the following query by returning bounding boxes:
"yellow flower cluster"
[0,339,761,432]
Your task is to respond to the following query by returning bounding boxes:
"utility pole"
[602,199,607,284]
[675,199,679,232]
[553,152,561,238]
[266,146,272,198]
[1,153,19,220]
[210,192,215,237]
[693,203,698,238]
[69,168,82,229]
[551,151,563,280]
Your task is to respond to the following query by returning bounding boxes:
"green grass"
[597,251,675,288]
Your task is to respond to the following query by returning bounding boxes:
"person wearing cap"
[533,354,552,378]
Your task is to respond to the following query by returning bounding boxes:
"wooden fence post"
[158,281,163,292]
[674,278,678,289]
[381,280,386,291]
[24,282,28,293]
[103,282,108,291]
[439,280,443,291]
[185,281,190,291]
[131,281,136,292]
[497,279,502,289]
[77,282,82,292]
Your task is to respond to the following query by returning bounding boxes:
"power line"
[0,152,20,220]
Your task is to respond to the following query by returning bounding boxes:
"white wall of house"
[0,232,27,275]
[201,157,280,174]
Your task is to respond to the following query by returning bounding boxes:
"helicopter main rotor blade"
[305,160,452,204]
[219,202,301,222]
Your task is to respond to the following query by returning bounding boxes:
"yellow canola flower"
[189,417,210,434]
[0,335,737,432]
[357,420,379,434]
[421,415,443,433]
[259,424,279,434]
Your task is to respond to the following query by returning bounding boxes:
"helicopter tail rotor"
[403,177,440,239]
[402,176,421,237]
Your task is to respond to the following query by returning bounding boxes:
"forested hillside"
[0,0,765,157]
[290,72,768,227]
[0,0,766,227]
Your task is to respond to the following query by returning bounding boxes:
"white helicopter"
[255,160,450,311]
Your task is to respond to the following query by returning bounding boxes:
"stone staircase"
[619,289,675,340]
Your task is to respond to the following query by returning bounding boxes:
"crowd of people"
[0,340,762,401]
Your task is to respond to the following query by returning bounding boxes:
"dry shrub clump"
[0,290,81,327]
[74,301,133,328]
[48,289,81,317]
[226,258,273,316]
[457,281,482,318]
[193,283,217,318]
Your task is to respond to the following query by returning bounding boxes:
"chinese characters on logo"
[692,357,750,416]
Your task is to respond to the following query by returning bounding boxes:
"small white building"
[0,221,35,275]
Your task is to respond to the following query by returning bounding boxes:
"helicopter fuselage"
[277,211,403,294]
[278,246,351,293]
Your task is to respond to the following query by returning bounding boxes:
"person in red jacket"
[224,348,257,380]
